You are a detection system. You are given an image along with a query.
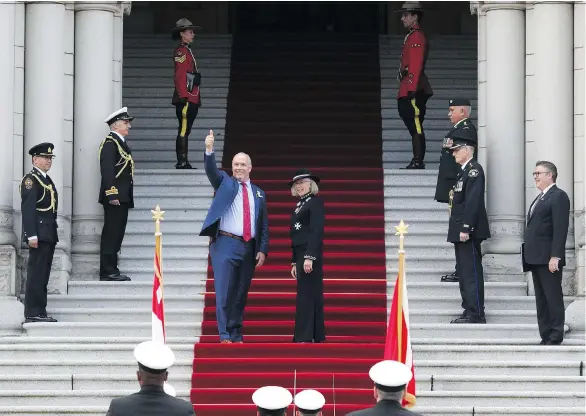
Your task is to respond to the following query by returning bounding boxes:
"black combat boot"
[175,135,193,169]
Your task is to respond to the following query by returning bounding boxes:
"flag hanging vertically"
[384,220,416,408]
[151,205,166,343]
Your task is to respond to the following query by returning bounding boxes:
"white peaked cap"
[163,382,176,397]
[104,106,134,124]
[294,389,326,411]
[369,360,412,390]
[252,386,293,411]
[133,341,175,373]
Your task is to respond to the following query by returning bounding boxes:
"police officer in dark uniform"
[446,137,490,324]
[98,107,134,282]
[289,169,326,343]
[435,99,478,283]
[105,341,195,415]
[20,143,59,323]
[171,18,202,169]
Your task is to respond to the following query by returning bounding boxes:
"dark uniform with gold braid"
[447,137,490,324]
[289,169,326,343]
[20,143,59,323]
[99,108,134,282]
[435,98,478,283]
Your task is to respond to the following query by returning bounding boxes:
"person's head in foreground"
[289,169,320,198]
[252,385,293,416]
[369,360,413,403]
[448,137,476,166]
[133,340,175,388]
[294,389,326,416]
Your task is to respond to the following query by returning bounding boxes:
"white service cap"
[252,386,293,412]
[294,389,326,412]
[133,340,175,374]
[104,107,134,124]
[369,360,412,392]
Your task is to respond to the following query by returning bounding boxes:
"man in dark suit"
[105,340,195,415]
[98,107,134,282]
[435,98,478,283]
[200,130,269,343]
[20,143,59,323]
[446,137,490,324]
[346,360,422,416]
[522,161,570,345]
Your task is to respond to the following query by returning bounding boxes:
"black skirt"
[292,245,326,343]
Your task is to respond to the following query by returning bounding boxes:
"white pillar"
[24,2,71,294]
[482,2,526,278]
[567,2,586,334]
[72,2,118,280]
[0,2,24,334]
[476,6,488,179]
[529,1,575,292]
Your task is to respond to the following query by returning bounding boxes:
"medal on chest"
[455,180,463,193]
[295,196,311,214]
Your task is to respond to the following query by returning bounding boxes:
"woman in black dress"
[289,169,326,343]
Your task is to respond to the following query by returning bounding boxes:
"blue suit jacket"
[199,151,269,256]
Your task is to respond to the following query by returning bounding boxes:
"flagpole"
[394,220,408,362]
[152,205,166,341]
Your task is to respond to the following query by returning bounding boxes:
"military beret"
[29,142,55,158]
[449,98,471,107]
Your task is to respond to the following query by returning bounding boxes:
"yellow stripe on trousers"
[410,98,422,135]
[180,102,189,137]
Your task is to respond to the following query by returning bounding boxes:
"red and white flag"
[384,253,416,407]
[152,240,166,343]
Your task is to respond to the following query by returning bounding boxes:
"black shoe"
[175,160,193,169]
[25,314,58,323]
[100,273,131,282]
[441,272,459,282]
[546,339,563,345]
[450,316,486,324]
[539,339,547,345]
[404,159,425,169]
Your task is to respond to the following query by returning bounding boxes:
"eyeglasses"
[532,171,550,177]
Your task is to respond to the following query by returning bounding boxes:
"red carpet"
[193,34,386,415]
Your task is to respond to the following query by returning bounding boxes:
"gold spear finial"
[394,220,409,252]
[151,205,165,235]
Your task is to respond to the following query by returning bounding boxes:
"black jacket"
[435,118,478,203]
[346,399,423,416]
[20,168,59,244]
[290,194,325,262]
[522,184,570,269]
[106,385,195,416]
[98,132,134,208]
[447,159,490,243]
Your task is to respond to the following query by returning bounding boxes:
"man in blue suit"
[200,130,269,343]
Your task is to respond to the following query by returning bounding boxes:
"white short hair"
[291,179,319,197]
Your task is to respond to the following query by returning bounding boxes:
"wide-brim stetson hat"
[171,18,201,40]
[394,1,424,12]
[288,169,321,188]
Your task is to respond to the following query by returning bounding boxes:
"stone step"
[42,293,561,312]
[381,98,478,109]
[125,57,231,68]
[429,375,585,392]
[131,152,223,166]
[385,185,441,197]
[126,97,228,108]
[129,111,228,126]
[386,254,456,269]
[125,105,228,119]
[124,67,230,78]
[0,343,196,362]
[383,208,459,222]
[129,128,227,144]
[384,169,441,184]
[385,196,452,210]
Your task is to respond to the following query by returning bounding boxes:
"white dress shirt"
[110,131,125,142]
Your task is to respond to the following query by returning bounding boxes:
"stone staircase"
[380,34,585,415]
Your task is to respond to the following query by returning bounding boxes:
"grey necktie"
[529,192,543,218]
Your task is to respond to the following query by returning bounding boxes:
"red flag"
[384,227,416,407]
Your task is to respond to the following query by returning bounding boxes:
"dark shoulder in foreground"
[346,407,424,416]
[107,392,195,415]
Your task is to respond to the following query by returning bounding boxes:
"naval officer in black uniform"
[105,340,195,415]
[20,143,59,323]
[446,137,490,324]
[289,169,326,343]
[98,107,134,282]
[346,360,422,416]
[435,98,478,283]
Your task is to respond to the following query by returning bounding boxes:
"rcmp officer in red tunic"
[20,143,59,323]
[435,99,478,283]
[446,137,490,324]
[98,107,134,282]
[396,1,433,170]
[171,18,202,169]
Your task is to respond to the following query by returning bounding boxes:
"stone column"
[24,2,71,294]
[527,2,575,293]
[481,2,526,278]
[0,2,24,334]
[475,4,488,181]
[71,2,119,280]
[567,2,585,334]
